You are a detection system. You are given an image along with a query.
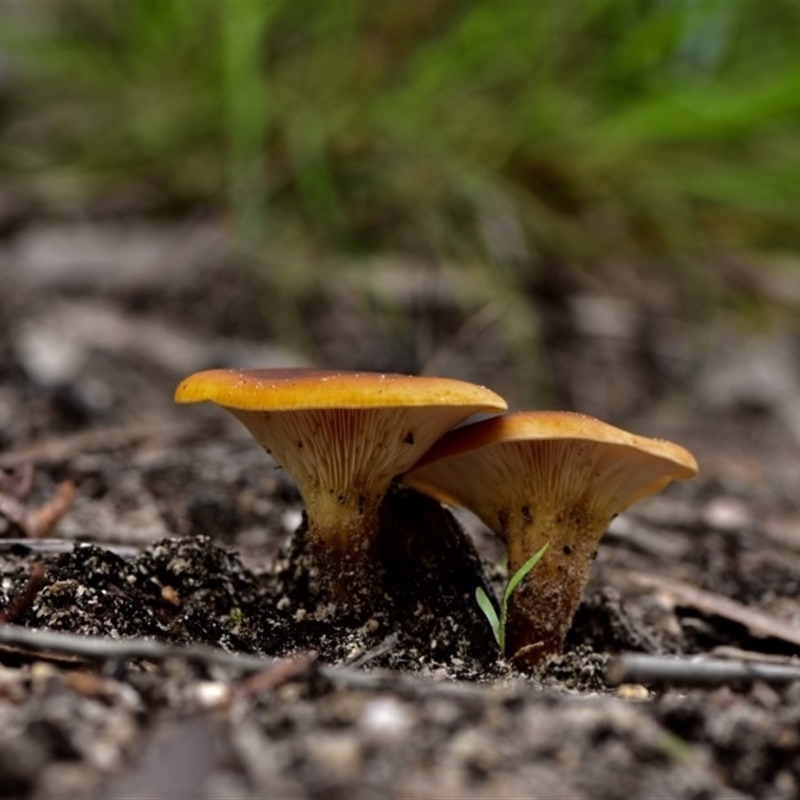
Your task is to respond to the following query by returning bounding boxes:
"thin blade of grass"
[475,586,501,648]
[503,543,549,608]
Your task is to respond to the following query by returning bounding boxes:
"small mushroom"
[174,367,507,601]
[402,411,698,665]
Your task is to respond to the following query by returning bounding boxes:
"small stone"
[616,684,650,700]
[702,497,751,532]
[281,509,303,533]
[359,697,413,741]
[193,680,231,710]
[160,585,181,606]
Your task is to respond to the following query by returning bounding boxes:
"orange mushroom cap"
[175,368,508,599]
[403,410,698,663]
[404,411,698,526]
[175,368,509,412]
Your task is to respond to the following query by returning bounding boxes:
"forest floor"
[2,219,800,798]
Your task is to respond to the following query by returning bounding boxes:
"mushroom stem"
[304,491,383,555]
[502,508,610,665]
[302,488,385,600]
[230,407,395,601]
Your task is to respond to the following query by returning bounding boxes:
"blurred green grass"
[2,0,800,342]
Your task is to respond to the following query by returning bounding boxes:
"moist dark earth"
[3,230,800,799]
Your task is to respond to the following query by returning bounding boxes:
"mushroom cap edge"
[174,367,509,413]
[406,410,698,477]
[402,410,698,514]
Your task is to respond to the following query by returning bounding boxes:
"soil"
[2,225,800,798]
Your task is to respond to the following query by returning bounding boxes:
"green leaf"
[503,543,549,607]
[475,543,549,655]
[475,586,501,648]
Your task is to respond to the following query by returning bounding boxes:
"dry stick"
[626,571,800,649]
[607,652,800,688]
[345,632,401,669]
[0,623,282,672]
[27,480,75,538]
[0,480,75,538]
[0,624,498,702]
[711,645,800,664]
[233,654,318,698]
[0,422,194,470]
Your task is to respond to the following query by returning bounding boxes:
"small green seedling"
[476,543,549,654]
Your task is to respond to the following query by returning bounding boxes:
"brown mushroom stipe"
[402,411,698,666]
[174,368,507,602]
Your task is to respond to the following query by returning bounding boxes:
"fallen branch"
[607,652,800,688]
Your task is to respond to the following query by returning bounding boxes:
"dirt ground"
[2,221,800,799]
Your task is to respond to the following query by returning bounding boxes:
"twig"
[345,632,400,669]
[0,624,503,702]
[710,645,800,664]
[27,480,75,538]
[607,652,800,688]
[0,623,280,673]
[0,478,75,538]
[233,653,318,698]
[0,422,194,470]
[626,571,800,649]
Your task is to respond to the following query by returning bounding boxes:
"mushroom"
[174,368,507,601]
[402,411,698,665]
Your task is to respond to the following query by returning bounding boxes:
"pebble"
[359,697,413,741]
[702,496,752,532]
[192,681,231,710]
